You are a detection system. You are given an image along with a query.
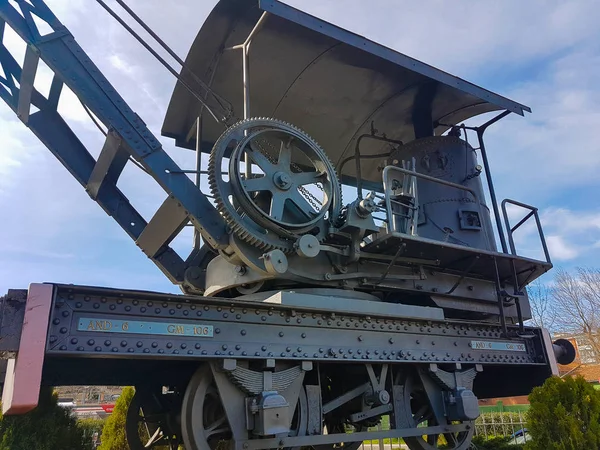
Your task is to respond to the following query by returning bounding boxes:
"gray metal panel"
[261,292,444,321]
[0,290,27,354]
[161,0,531,187]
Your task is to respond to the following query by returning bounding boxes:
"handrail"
[501,199,551,264]
[382,165,481,235]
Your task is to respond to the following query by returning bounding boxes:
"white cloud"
[545,235,579,261]
[507,206,600,264]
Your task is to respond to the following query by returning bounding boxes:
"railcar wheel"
[315,421,365,450]
[125,386,182,450]
[400,370,474,450]
[181,364,308,450]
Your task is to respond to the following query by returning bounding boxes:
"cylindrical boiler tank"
[389,135,496,251]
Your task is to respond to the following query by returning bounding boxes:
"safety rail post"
[501,199,551,264]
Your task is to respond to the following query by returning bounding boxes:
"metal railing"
[501,199,551,264]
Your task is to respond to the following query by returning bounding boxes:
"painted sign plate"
[77,318,213,338]
[470,340,526,352]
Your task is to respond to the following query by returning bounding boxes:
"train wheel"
[180,364,231,450]
[181,363,308,450]
[125,386,182,450]
[314,421,364,450]
[400,370,474,450]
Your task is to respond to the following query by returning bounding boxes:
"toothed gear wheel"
[208,117,342,252]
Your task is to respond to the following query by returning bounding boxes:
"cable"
[94,0,229,124]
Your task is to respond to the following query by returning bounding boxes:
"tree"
[552,267,600,356]
[0,386,87,450]
[98,386,134,450]
[526,279,557,331]
[526,375,600,449]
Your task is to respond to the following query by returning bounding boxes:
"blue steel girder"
[0,0,228,287]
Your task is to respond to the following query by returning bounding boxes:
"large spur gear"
[208,117,342,252]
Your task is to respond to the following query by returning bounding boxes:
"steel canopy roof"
[161,0,531,186]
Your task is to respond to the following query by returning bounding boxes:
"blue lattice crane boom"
[0,0,231,290]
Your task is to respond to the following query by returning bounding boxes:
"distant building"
[554,333,600,384]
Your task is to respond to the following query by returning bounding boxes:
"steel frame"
[1,283,556,414]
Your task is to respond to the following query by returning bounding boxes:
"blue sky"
[0,0,599,295]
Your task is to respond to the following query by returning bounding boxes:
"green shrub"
[78,418,105,450]
[526,375,600,449]
[472,435,525,449]
[0,386,87,450]
[98,386,134,450]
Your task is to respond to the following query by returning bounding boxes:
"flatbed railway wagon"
[0,1,575,449]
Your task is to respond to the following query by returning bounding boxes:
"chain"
[253,137,324,211]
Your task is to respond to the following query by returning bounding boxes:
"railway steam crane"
[0,1,576,449]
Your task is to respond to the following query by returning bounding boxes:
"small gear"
[208,117,342,252]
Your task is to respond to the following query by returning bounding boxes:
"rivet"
[166,342,173,349]
[389,338,394,344]
[159,349,165,354]
[152,342,158,348]
[71,338,78,344]
[215,328,221,334]
[88,339,95,346]
[197,311,202,317]
[241,330,247,336]
[181,343,187,349]
[121,340,127,347]
[301,333,306,338]
[95,346,102,352]
[112,347,118,352]
[60,327,68,334]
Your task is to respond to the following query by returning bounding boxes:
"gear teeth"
[207,117,342,253]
